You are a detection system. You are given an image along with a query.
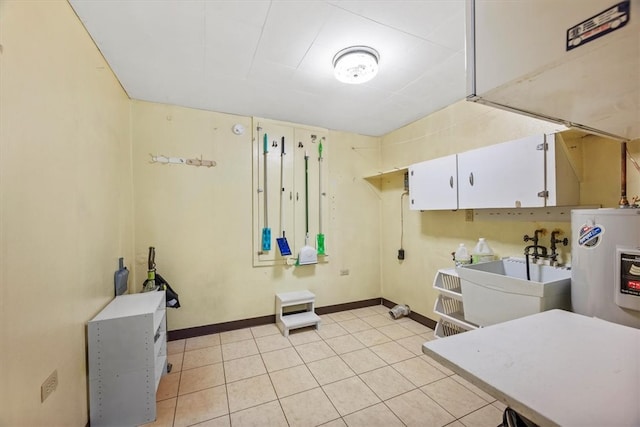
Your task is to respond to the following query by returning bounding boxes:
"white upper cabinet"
[408,133,579,211]
[458,134,546,209]
[409,154,458,211]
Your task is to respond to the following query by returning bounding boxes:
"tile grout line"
[171,353,183,427]
[158,306,504,427]
[256,337,292,427]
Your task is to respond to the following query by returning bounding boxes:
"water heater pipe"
[620,141,629,207]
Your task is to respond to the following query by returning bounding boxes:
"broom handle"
[263,133,268,228]
[280,136,285,236]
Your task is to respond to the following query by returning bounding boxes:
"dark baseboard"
[168,314,276,341]
[314,297,382,315]
[168,297,437,341]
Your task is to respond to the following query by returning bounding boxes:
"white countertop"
[423,310,640,427]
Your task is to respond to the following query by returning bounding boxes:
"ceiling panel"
[254,1,331,68]
[69,0,468,136]
[328,0,464,41]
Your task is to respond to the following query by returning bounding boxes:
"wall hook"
[150,153,216,168]
[298,141,303,148]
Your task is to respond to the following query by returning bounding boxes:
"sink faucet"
[523,229,548,281]
[550,229,569,266]
[523,229,548,262]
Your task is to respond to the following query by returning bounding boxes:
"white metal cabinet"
[458,134,546,209]
[409,154,458,210]
[88,292,167,427]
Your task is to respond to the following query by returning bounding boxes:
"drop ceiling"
[69,0,467,136]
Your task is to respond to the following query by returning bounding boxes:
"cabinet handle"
[449,176,454,188]
[469,172,474,186]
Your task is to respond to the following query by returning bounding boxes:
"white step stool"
[275,291,321,337]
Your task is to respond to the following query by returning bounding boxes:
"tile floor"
[143,305,506,427]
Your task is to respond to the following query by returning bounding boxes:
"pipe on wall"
[620,142,630,207]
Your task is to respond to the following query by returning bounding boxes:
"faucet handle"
[523,234,533,242]
[551,230,568,246]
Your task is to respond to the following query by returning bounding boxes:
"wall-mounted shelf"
[363,166,408,181]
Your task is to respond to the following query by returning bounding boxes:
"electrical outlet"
[465,209,474,222]
[41,369,58,402]
[340,269,350,276]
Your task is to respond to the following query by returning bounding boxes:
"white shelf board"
[363,166,408,180]
[281,311,321,329]
[154,309,166,336]
[91,292,165,321]
[276,290,316,305]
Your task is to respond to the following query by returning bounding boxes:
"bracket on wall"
[149,154,216,168]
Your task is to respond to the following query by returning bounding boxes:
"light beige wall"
[0,1,133,426]
[378,100,638,320]
[131,102,381,330]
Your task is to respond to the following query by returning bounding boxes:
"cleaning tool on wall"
[261,132,271,251]
[297,150,318,265]
[316,139,325,255]
[276,136,292,256]
[114,257,129,296]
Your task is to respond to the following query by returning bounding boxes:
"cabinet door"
[458,135,545,209]
[409,154,458,210]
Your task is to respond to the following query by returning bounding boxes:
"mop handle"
[318,141,323,234]
[263,133,268,226]
[304,151,309,233]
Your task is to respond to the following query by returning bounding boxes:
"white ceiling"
[69,0,467,136]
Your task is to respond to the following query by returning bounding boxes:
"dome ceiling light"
[332,46,380,84]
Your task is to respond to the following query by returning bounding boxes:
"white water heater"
[571,208,640,328]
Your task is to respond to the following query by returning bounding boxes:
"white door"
[409,154,458,210]
[458,135,546,209]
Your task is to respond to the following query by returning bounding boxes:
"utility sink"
[456,258,571,327]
